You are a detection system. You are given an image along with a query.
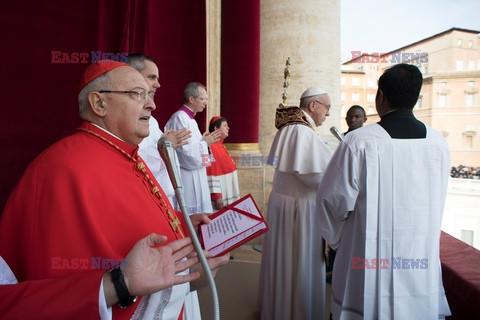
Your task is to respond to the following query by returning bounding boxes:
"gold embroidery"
[275,106,315,131]
[77,127,185,238]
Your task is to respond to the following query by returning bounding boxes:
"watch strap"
[110,267,138,308]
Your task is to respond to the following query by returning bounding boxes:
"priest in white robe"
[165,82,220,215]
[138,116,193,209]
[127,54,191,209]
[127,55,201,320]
[316,64,451,320]
[258,87,333,320]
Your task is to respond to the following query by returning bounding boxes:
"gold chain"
[77,127,184,238]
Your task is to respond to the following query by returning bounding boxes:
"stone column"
[206,0,221,125]
[260,0,341,211]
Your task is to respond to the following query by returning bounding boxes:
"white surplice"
[138,117,200,320]
[258,111,333,320]
[165,109,213,215]
[138,117,178,208]
[316,124,451,320]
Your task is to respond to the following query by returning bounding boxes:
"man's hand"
[202,131,221,146]
[189,213,212,229]
[162,128,192,149]
[104,233,200,306]
[189,251,230,291]
[213,198,224,210]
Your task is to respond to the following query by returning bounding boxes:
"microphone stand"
[158,137,220,320]
[330,126,345,142]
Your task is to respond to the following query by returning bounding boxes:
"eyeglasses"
[314,100,331,111]
[98,89,155,102]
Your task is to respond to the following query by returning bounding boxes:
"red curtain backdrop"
[221,0,260,144]
[0,0,206,212]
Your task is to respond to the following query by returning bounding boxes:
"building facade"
[341,28,480,167]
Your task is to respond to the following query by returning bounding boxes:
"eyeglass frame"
[314,99,331,111]
[98,89,155,102]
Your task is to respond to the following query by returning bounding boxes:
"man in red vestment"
[0,61,229,319]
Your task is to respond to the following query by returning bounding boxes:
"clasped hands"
[161,128,192,149]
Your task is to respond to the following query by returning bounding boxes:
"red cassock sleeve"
[0,271,104,319]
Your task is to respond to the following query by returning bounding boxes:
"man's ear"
[88,92,107,117]
[379,88,390,106]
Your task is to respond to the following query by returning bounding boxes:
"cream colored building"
[341,27,480,167]
[341,28,480,249]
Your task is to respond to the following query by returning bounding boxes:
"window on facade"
[367,79,375,88]
[466,93,475,107]
[456,60,464,71]
[341,77,345,85]
[352,93,360,102]
[457,39,462,47]
[368,106,374,114]
[439,94,447,107]
[367,93,375,102]
[341,92,345,101]
[468,61,476,70]
[461,229,474,246]
[415,95,423,109]
[468,40,473,48]
[352,77,360,86]
[441,82,447,88]
[468,81,475,87]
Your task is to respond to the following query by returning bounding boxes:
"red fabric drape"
[440,232,480,319]
[221,0,260,144]
[0,0,206,212]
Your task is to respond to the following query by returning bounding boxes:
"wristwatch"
[110,267,138,308]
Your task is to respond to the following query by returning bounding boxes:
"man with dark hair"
[126,53,191,208]
[316,64,451,319]
[206,116,240,210]
[344,104,367,135]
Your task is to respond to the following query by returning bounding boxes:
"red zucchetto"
[78,60,129,92]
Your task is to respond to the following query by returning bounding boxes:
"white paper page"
[201,196,266,254]
[207,222,267,256]
[232,196,261,218]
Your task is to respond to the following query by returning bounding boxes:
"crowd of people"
[450,165,480,179]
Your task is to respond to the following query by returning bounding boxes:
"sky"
[341,0,480,59]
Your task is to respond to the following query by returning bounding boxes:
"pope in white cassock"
[316,64,451,320]
[258,87,333,320]
[165,82,220,215]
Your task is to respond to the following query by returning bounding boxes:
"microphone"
[330,126,344,142]
[158,137,220,320]
[157,137,182,189]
